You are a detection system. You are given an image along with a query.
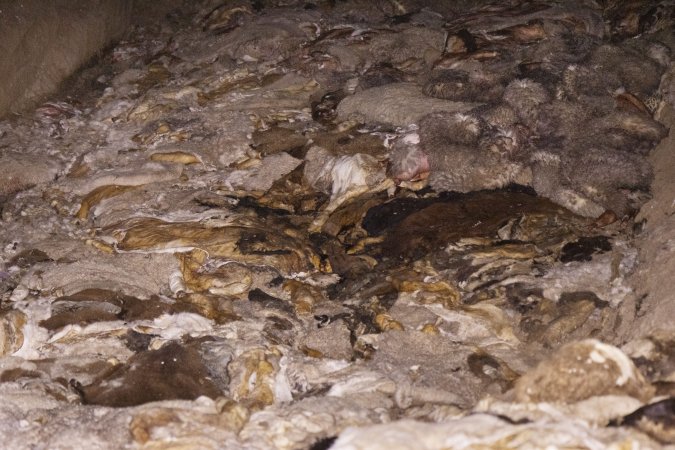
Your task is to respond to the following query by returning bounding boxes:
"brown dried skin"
[107,217,320,275]
[135,64,171,93]
[467,350,520,393]
[178,250,253,297]
[40,299,121,331]
[251,126,308,157]
[454,257,535,298]
[357,63,407,91]
[390,268,461,309]
[149,151,201,165]
[175,293,240,324]
[130,409,182,445]
[0,368,43,382]
[131,121,173,145]
[320,238,374,279]
[0,310,27,356]
[129,400,249,446]
[501,21,549,43]
[126,101,177,123]
[374,313,404,331]
[615,91,652,115]
[85,239,116,254]
[449,2,604,38]
[514,339,655,404]
[201,3,253,33]
[520,292,606,347]
[320,194,383,237]
[380,190,578,261]
[198,72,285,104]
[309,128,389,160]
[38,289,180,331]
[39,287,241,332]
[8,249,52,268]
[77,185,137,220]
[78,342,222,407]
[228,348,280,410]
[591,209,619,228]
[626,333,675,392]
[602,0,675,41]
[283,279,325,315]
[614,398,675,445]
[469,242,540,260]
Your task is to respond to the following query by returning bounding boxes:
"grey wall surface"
[0,0,133,118]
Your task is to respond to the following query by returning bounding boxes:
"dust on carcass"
[0,0,674,448]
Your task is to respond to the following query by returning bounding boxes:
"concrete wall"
[0,0,133,118]
[623,66,675,341]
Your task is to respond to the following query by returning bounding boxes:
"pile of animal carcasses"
[0,0,673,448]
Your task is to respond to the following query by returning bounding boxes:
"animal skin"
[390,111,530,194]
[391,69,668,217]
[401,0,671,218]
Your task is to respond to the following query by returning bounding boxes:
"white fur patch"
[589,341,636,386]
[331,155,369,198]
[401,132,420,145]
[531,151,561,164]
[454,113,480,134]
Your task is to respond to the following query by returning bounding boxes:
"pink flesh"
[394,151,430,182]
